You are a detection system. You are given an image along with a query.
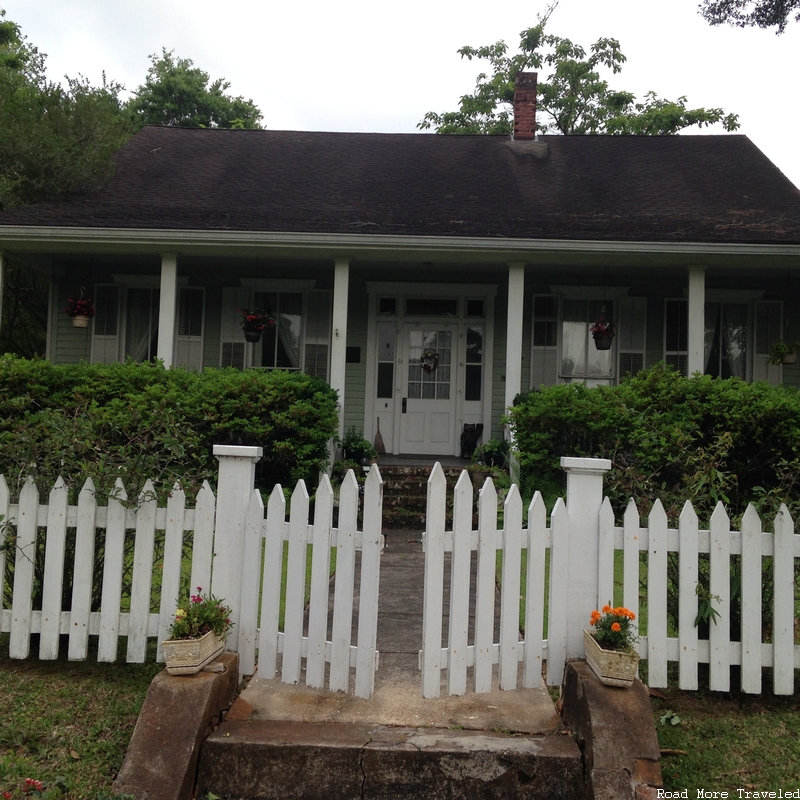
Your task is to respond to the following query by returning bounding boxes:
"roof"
[2,126,800,244]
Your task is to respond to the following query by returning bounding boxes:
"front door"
[399,326,457,455]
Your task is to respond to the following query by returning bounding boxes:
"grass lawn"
[651,677,800,793]
[0,634,161,799]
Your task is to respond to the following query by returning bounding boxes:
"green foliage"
[339,426,377,463]
[0,357,339,502]
[419,1,739,136]
[128,48,263,129]
[473,437,509,468]
[166,588,232,640]
[509,364,800,524]
[700,0,800,32]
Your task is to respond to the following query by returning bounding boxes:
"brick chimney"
[513,72,537,140]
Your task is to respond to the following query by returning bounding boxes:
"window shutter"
[617,297,646,378]
[91,284,120,364]
[175,287,204,370]
[753,301,782,385]
[220,287,251,370]
[303,290,331,380]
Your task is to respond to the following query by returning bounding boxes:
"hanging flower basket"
[240,308,274,342]
[65,292,95,327]
[590,317,615,351]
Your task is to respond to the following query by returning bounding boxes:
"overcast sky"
[5,0,800,188]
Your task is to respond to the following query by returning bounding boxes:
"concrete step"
[197,718,583,799]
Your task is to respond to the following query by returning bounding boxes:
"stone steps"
[378,464,468,529]
[196,719,583,799]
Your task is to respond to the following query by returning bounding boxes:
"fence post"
[211,445,263,650]
[561,456,611,660]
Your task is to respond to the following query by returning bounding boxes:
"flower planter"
[72,315,91,328]
[593,336,613,351]
[243,329,263,343]
[782,352,797,365]
[584,629,639,687]
[162,630,225,676]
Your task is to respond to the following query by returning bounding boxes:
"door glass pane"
[408,330,451,401]
[125,287,159,362]
[465,326,482,401]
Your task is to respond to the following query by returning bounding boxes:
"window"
[665,300,688,376]
[92,282,204,368]
[465,326,483,401]
[220,286,331,378]
[561,300,614,387]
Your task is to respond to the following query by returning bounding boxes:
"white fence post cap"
[560,456,611,473]
[213,445,263,459]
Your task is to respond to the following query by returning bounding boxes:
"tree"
[128,49,263,129]
[1,8,135,356]
[699,0,800,33]
[419,2,739,136]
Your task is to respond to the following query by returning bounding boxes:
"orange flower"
[602,605,612,614]
[590,610,602,626]
[611,622,621,632]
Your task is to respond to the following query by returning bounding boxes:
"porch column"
[562,456,612,660]
[504,262,526,425]
[330,258,350,439]
[687,266,706,376]
[156,253,178,368]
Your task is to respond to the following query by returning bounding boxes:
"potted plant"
[65,293,96,328]
[240,308,274,343]
[161,587,233,675]
[768,340,800,365]
[584,604,639,687]
[589,317,615,351]
[339,426,378,466]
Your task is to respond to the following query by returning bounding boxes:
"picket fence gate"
[422,460,800,698]
[239,466,384,699]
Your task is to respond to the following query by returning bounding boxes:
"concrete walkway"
[236,534,562,734]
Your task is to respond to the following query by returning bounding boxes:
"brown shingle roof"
[2,126,800,244]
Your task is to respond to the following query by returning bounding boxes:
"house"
[1,74,800,457]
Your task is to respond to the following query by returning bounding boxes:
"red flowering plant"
[589,317,614,339]
[64,296,95,318]
[589,605,638,653]
[167,587,233,640]
[239,308,275,333]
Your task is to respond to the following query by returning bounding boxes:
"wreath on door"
[421,349,439,373]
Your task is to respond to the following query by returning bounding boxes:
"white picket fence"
[422,460,800,697]
[0,446,384,698]
[239,467,384,699]
[0,474,216,663]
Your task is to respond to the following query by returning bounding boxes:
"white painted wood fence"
[0,448,385,698]
[0,475,216,663]
[239,467,384,699]
[422,460,800,698]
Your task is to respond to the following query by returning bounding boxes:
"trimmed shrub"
[508,363,800,524]
[0,356,339,502]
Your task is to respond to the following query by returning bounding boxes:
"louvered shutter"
[175,287,204,370]
[617,297,647,378]
[91,284,120,364]
[220,287,250,370]
[303,290,331,380]
[753,301,783,385]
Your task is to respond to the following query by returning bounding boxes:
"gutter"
[1,224,799,263]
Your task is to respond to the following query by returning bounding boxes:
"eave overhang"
[1,225,800,269]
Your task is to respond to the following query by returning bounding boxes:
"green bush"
[508,364,800,524]
[0,356,339,502]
